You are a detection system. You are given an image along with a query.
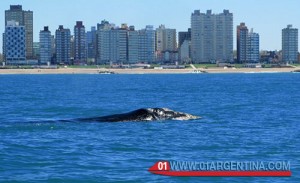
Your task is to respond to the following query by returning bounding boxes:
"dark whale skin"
[76,108,200,122]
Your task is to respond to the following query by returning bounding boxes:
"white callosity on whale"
[145,108,200,121]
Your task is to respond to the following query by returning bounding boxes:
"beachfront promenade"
[0,67,297,74]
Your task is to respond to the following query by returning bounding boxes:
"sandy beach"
[0,67,298,74]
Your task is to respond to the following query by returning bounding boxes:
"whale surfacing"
[78,108,200,122]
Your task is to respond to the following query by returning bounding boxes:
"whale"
[76,108,201,122]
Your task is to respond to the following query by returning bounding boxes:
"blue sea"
[0,73,299,182]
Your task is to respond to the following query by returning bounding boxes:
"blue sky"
[1,0,300,51]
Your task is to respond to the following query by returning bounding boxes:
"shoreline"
[0,67,298,74]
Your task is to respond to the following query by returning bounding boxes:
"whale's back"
[77,108,200,122]
[78,108,153,122]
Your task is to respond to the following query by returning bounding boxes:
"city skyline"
[1,0,300,52]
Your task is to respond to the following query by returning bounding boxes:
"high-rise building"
[156,25,164,52]
[129,25,157,63]
[86,26,97,63]
[97,21,128,64]
[97,21,155,64]
[247,29,260,62]
[128,26,139,64]
[5,5,33,59]
[156,25,177,52]
[156,25,177,62]
[97,20,113,64]
[74,21,86,65]
[237,23,260,63]
[110,24,128,64]
[138,25,155,63]
[55,25,71,65]
[191,10,233,63]
[39,26,52,64]
[4,21,26,64]
[282,25,298,63]
[237,23,248,63]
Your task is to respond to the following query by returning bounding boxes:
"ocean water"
[0,73,299,182]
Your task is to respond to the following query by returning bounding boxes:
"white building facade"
[110,28,127,64]
[156,25,177,62]
[180,40,191,63]
[97,21,128,64]
[138,25,155,63]
[191,10,233,63]
[97,21,156,64]
[97,21,113,64]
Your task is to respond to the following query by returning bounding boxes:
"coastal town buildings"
[282,25,298,64]
[74,21,87,65]
[2,4,300,66]
[5,5,33,59]
[97,21,155,64]
[39,26,52,64]
[55,25,71,65]
[191,10,233,63]
[237,23,260,63]
[260,50,280,63]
